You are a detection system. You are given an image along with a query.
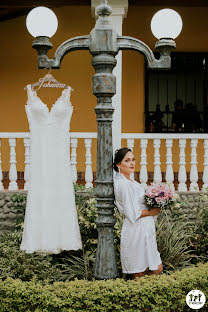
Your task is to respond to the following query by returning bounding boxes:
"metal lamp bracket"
[32,35,90,69]
[117,36,176,69]
[33,35,176,70]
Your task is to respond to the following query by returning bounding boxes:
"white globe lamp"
[26,6,58,38]
[151,8,182,40]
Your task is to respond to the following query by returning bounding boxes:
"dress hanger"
[24,68,73,91]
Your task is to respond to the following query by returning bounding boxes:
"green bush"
[156,211,198,272]
[2,187,207,282]
[76,195,97,253]
[51,191,98,281]
[192,193,208,260]
[0,231,62,282]
[0,262,208,312]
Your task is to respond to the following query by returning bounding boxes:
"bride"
[113,147,163,279]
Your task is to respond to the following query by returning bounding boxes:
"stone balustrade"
[0,132,208,191]
[124,133,208,192]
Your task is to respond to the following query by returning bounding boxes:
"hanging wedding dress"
[20,85,82,254]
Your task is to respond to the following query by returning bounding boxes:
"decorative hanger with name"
[24,68,73,91]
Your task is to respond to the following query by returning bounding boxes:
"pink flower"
[144,182,175,209]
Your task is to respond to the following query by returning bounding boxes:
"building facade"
[0,0,208,190]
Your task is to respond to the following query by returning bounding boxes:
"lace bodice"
[26,85,73,128]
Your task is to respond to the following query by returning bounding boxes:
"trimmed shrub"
[0,262,208,312]
[0,231,62,282]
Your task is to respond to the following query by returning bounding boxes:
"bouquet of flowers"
[144,182,175,210]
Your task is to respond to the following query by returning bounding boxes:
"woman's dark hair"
[113,147,132,172]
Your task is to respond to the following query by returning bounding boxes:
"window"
[145,52,208,133]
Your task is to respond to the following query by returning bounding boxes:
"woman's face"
[116,151,135,176]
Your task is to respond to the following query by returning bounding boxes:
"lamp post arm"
[117,36,176,69]
[33,35,90,69]
[53,35,90,67]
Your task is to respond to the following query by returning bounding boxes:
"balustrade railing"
[0,132,97,191]
[0,132,208,191]
[123,133,208,191]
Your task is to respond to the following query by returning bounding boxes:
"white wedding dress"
[20,85,82,254]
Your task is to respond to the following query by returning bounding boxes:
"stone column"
[91,0,128,153]
[89,1,119,279]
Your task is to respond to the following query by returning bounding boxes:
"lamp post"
[26,0,182,280]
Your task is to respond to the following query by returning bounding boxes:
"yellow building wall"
[0,5,208,175]
[0,6,96,172]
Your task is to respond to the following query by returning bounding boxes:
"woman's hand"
[139,208,161,219]
[149,208,161,216]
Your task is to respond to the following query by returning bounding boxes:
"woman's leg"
[133,271,146,279]
[147,263,163,276]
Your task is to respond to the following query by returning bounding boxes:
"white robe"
[114,172,161,273]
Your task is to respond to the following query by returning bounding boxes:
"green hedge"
[0,262,208,312]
